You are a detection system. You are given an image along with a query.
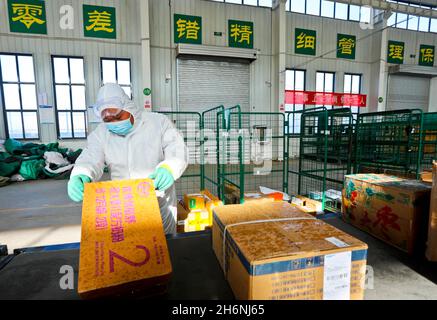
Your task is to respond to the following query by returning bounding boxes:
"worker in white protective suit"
[67,83,188,234]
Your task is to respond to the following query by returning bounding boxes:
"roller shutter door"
[387,75,430,111]
[177,57,250,112]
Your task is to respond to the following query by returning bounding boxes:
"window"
[343,73,362,122]
[0,53,39,139]
[431,18,437,32]
[52,56,87,139]
[419,16,430,32]
[101,58,132,98]
[288,0,433,32]
[349,5,360,21]
[285,69,305,134]
[290,0,305,13]
[360,6,371,23]
[316,71,335,109]
[321,0,334,18]
[396,12,408,29]
[306,0,320,16]
[335,2,348,20]
[244,0,257,5]
[285,0,290,11]
[258,0,272,7]
[407,15,419,31]
[209,0,272,6]
[387,12,397,27]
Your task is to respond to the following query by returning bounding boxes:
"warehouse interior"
[1,0,437,300]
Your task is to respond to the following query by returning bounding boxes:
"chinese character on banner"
[174,14,202,44]
[295,28,316,56]
[83,5,116,39]
[8,0,47,34]
[419,44,435,67]
[337,34,356,59]
[229,20,254,49]
[387,41,404,64]
[285,90,367,107]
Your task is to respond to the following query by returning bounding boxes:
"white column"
[271,0,287,113]
[377,15,389,112]
[140,0,152,111]
[428,77,437,112]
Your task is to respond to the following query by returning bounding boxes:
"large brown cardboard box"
[342,174,431,255]
[212,202,368,300]
[426,163,437,261]
[78,179,172,299]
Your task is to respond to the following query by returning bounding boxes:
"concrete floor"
[0,178,82,253]
[0,176,436,299]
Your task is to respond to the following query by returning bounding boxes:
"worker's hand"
[68,174,92,202]
[148,167,174,192]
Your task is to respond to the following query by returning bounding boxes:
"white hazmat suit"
[71,84,188,234]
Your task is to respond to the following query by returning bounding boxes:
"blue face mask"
[106,118,133,136]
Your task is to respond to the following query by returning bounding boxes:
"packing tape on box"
[222,217,317,276]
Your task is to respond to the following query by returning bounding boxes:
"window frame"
[288,0,367,22]
[0,52,40,140]
[387,1,434,33]
[285,68,306,135]
[51,55,87,140]
[315,70,336,110]
[100,57,133,99]
[287,0,434,33]
[205,0,274,8]
[343,72,362,121]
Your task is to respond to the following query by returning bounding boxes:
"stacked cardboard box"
[177,190,224,232]
[224,181,283,204]
[426,162,437,261]
[342,174,431,255]
[212,201,368,300]
[78,179,172,299]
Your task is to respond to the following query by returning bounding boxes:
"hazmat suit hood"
[94,83,143,124]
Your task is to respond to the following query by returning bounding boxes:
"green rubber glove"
[148,167,174,191]
[68,174,92,202]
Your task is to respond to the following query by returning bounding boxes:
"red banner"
[285,90,367,107]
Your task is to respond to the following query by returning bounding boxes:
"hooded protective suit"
[71,83,188,234]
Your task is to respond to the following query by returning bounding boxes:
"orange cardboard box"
[342,174,431,255]
[420,171,433,183]
[177,190,223,233]
[177,200,190,233]
[212,202,368,300]
[184,193,206,211]
[202,189,224,226]
[426,162,437,261]
[78,179,172,299]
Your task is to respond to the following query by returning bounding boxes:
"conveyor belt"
[0,231,234,300]
[1,218,436,300]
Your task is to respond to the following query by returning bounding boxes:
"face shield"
[94,83,142,124]
[93,96,124,119]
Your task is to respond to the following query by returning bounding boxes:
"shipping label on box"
[342,174,431,254]
[212,202,367,300]
[78,179,172,299]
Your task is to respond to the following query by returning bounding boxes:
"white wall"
[149,0,272,112]
[285,12,375,109]
[0,0,142,148]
